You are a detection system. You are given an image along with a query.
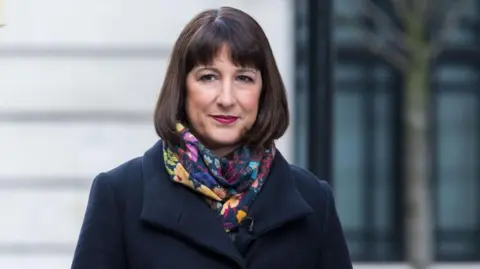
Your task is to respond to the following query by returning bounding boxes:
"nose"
[217,80,235,108]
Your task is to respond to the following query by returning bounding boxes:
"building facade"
[0,0,479,268]
[294,0,480,266]
[0,1,293,268]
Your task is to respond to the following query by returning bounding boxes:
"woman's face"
[185,46,262,156]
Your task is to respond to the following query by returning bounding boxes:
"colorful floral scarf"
[162,123,275,235]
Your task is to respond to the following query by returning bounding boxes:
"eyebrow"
[194,66,258,73]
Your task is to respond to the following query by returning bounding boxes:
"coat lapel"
[139,140,245,268]
[139,140,313,266]
[247,151,313,236]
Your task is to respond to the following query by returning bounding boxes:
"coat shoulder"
[289,165,353,267]
[93,156,144,198]
[289,165,335,224]
[103,156,143,181]
[289,164,333,206]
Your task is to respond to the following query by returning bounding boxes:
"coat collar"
[140,140,313,267]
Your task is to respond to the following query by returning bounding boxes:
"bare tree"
[343,0,471,268]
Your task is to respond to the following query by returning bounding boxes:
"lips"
[211,115,238,124]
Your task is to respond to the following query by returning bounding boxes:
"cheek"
[186,81,215,112]
[185,94,205,127]
[185,87,204,126]
[239,91,261,117]
[185,100,194,122]
[185,86,217,133]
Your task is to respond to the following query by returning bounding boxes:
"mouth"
[210,115,239,124]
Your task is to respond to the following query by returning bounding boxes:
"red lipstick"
[211,115,238,124]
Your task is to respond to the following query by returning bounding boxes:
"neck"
[211,146,237,158]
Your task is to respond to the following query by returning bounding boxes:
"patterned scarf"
[162,123,275,235]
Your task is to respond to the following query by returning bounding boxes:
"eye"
[199,74,217,81]
[237,75,254,83]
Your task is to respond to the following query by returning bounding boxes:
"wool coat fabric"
[71,140,353,269]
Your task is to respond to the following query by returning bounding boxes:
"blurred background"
[0,0,479,269]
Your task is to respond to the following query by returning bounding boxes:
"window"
[433,65,480,261]
[333,0,364,45]
[293,0,311,168]
[333,62,401,261]
[294,0,480,262]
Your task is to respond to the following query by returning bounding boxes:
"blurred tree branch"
[412,0,429,22]
[430,0,471,57]
[362,0,417,52]
[390,0,408,19]
[348,0,471,72]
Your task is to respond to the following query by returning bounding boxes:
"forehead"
[192,45,257,70]
[209,45,232,63]
[184,21,264,72]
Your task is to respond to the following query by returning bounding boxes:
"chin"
[209,136,241,147]
[206,131,243,148]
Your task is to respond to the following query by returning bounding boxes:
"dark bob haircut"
[154,6,289,148]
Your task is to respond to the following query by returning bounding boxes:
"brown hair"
[154,6,289,148]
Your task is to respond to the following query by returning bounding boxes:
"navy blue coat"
[71,140,352,269]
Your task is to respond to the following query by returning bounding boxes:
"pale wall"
[0,0,293,268]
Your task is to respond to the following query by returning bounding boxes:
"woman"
[71,6,352,269]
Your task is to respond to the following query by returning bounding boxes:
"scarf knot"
[162,123,275,233]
